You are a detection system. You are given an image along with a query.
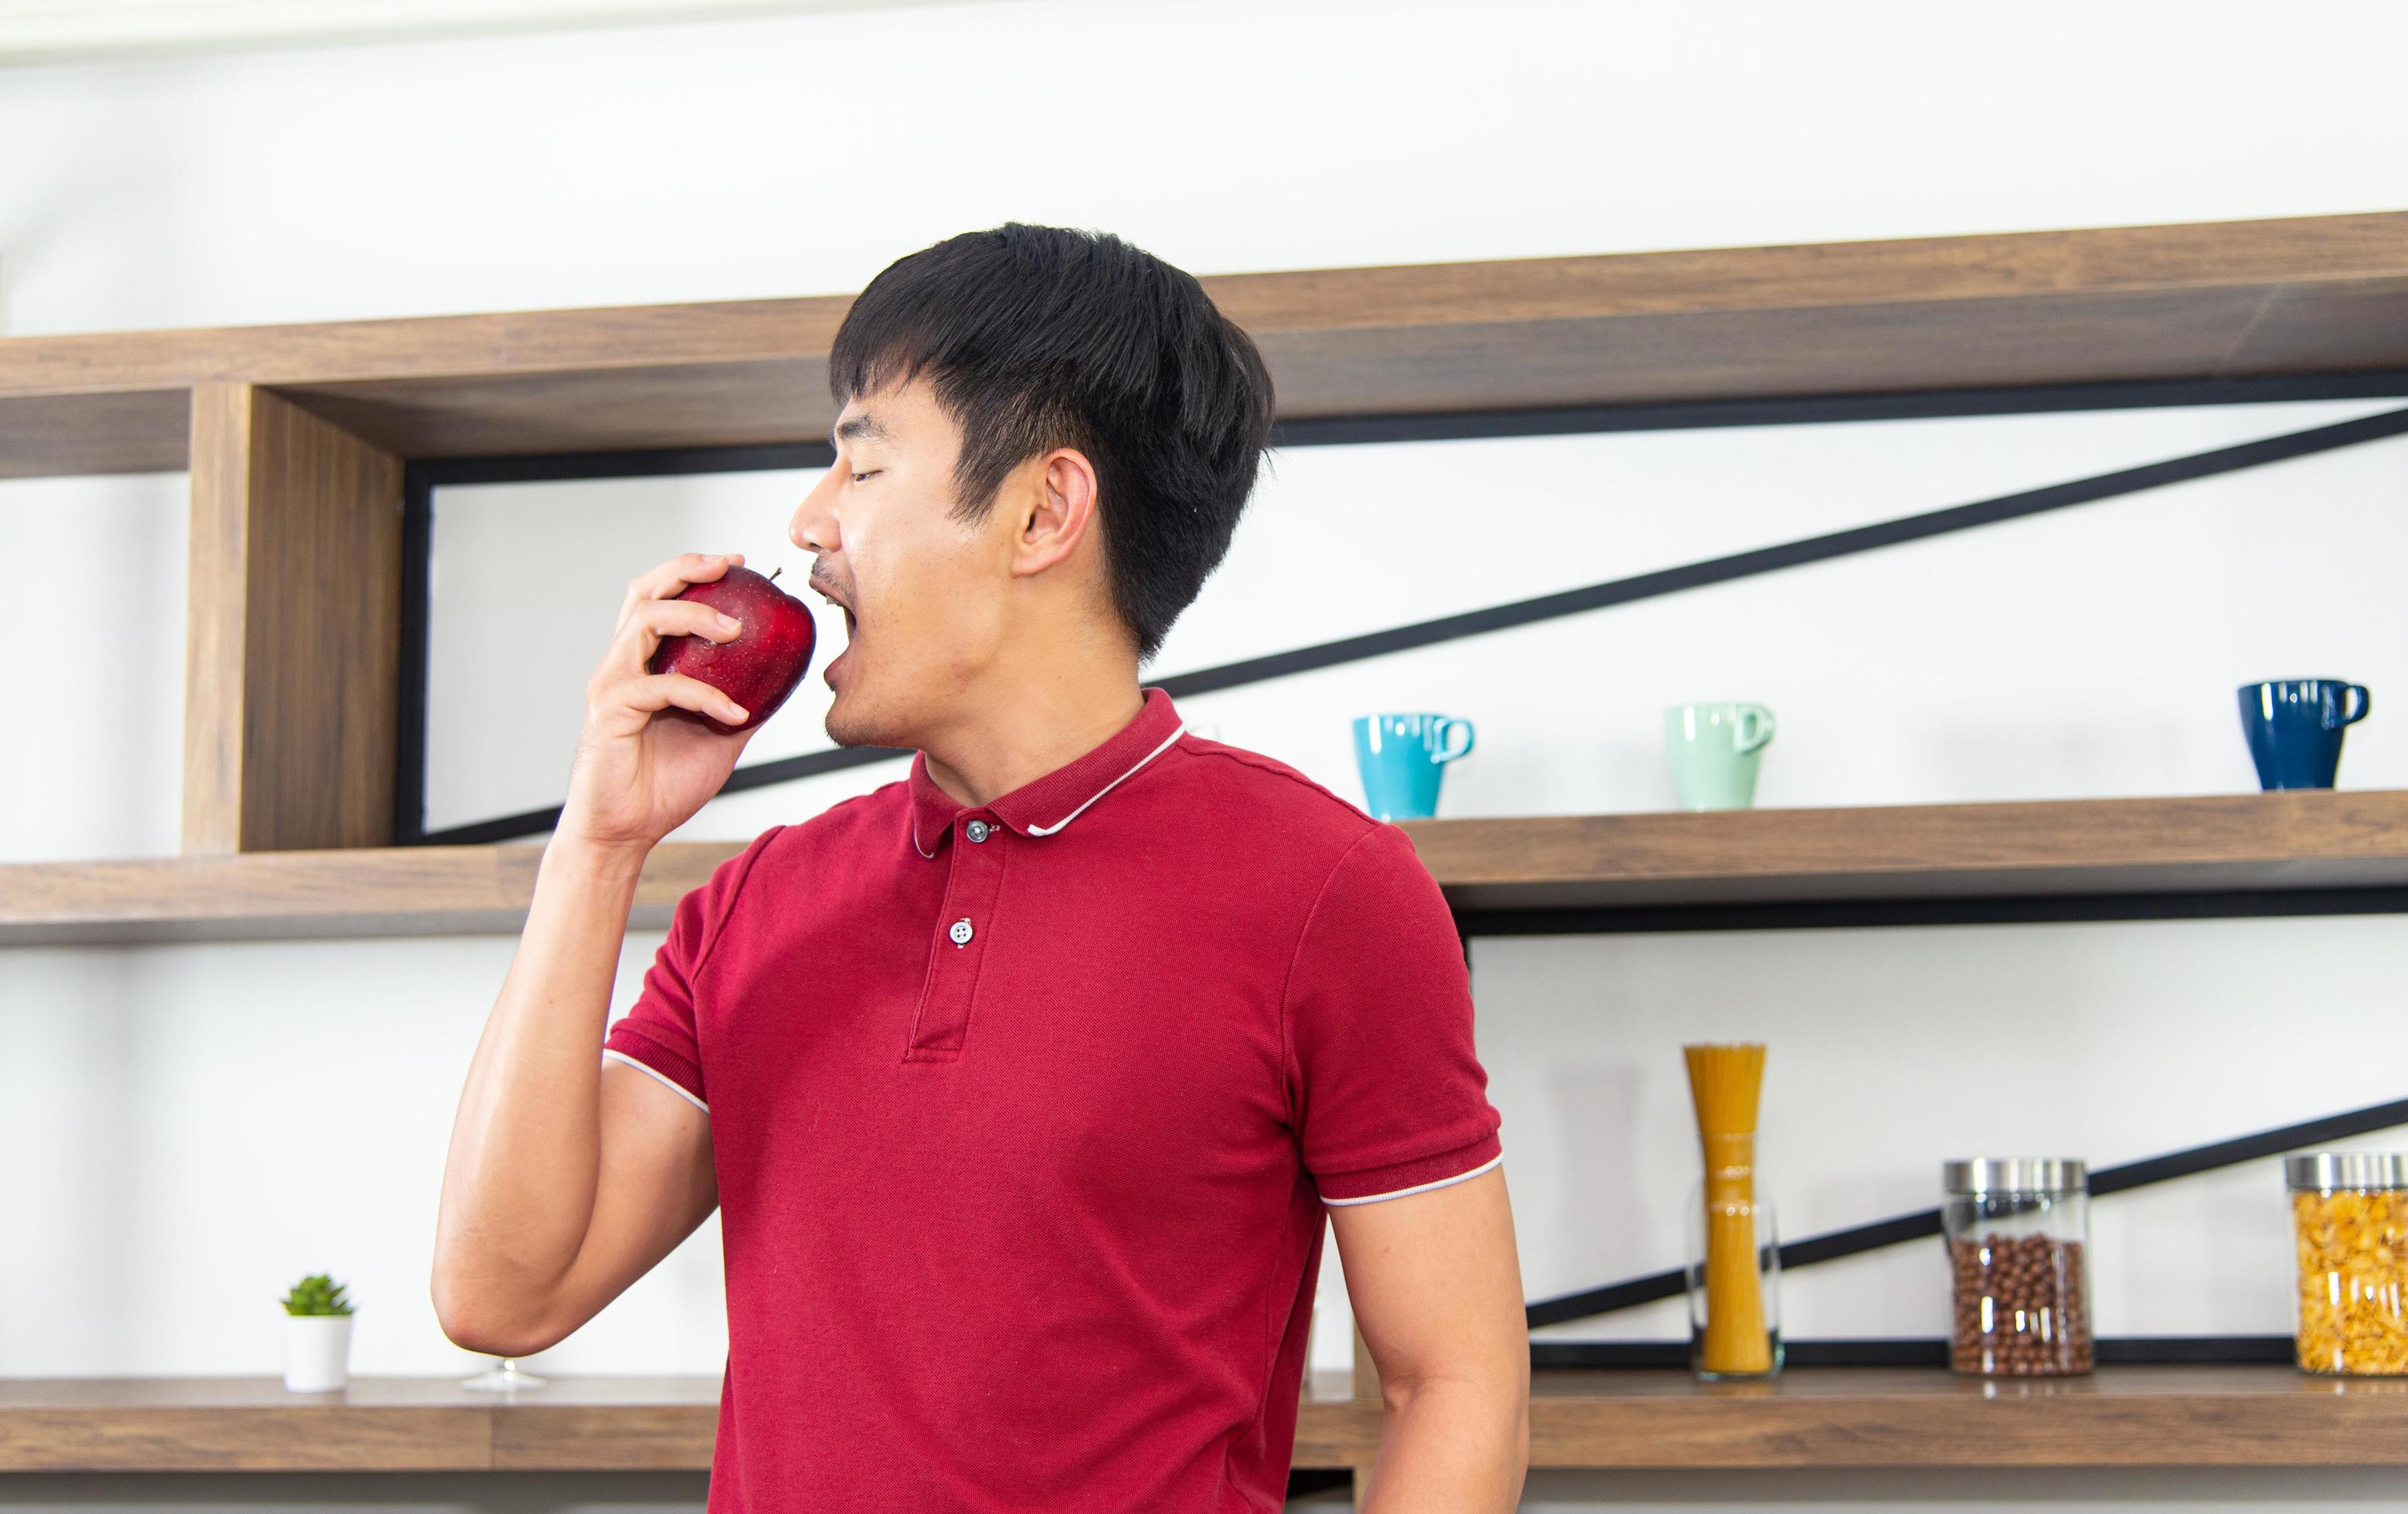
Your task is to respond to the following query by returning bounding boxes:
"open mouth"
[826,606,858,686]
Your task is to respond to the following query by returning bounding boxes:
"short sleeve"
[601,826,783,1115]
[1282,823,1504,1205]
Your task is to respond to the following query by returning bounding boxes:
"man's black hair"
[828,223,1275,664]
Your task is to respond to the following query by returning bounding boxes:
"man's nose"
[790,470,839,551]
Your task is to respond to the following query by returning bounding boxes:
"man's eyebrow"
[833,411,890,446]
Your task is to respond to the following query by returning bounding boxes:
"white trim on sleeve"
[1322,1149,1501,1207]
[603,1047,709,1115]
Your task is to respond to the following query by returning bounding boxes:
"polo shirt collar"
[907,686,1186,857]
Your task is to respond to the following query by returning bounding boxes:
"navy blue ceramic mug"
[2239,680,2372,789]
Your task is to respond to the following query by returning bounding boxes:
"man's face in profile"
[790,376,1008,751]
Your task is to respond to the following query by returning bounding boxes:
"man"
[433,224,1529,1510]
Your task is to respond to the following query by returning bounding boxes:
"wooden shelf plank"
[9,212,2408,478]
[1511,1364,2408,1469]
[5,1367,2403,1473]
[0,1373,710,1473]
[6,790,2406,945]
[1397,788,2408,909]
[0,840,739,945]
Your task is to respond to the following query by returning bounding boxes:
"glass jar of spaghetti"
[2287,1152,2408,1376]
[1941,1158,2093,1377]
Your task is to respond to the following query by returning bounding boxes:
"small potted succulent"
[280,1272,356,1392]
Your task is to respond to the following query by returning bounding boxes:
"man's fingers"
[617,551,745,623]
[599,671,749,729]
[598,595,745,687]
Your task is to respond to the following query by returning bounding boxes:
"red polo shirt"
[601,685,1505,1511]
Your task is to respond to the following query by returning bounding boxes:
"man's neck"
[919,670,1146,810]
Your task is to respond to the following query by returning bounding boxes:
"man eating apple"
[433,224,1527,1512]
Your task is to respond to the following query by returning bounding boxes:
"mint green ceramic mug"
[1665,703,1776,810]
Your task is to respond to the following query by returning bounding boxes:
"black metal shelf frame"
[396,368,2408,848]
[393,369,2408,1369]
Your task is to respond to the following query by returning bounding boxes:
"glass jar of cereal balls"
[2286,1152,2408,1377]
[1941,1158,2093,1377]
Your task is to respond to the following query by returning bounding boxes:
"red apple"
[647,564,817,735]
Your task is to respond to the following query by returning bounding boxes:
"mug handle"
[1434,718,1476,763]
[2333,685,2373,729]
[1734,704,1777,756]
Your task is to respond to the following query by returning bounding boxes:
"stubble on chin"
[823,695,888,752]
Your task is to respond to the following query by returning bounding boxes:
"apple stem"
[767,566,782,583]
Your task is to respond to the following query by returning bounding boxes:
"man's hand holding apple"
[558,552,763,866]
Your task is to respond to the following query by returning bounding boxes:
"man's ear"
[1011,446,1099,578]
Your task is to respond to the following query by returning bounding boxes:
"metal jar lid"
[1943,1158,2087,1195]
[2284,1152,2408,1191]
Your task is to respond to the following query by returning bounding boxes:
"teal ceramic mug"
[1666,703,1775,810]
[1353,713,1476,820]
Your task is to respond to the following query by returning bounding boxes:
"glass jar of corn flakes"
[2286,1152,2408,1377]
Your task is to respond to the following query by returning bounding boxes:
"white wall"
[6,3,2408,1509]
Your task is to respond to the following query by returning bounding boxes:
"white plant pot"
[284,1313,354,1392]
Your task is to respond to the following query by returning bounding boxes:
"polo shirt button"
[949,918,974,946]
[966,820,991,843]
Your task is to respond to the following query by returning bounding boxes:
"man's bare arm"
[430,841,718,1356]
[1328,1165,1530,1512]
[430,550,759,1356]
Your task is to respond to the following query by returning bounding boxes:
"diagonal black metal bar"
[1524,1095,2408,1330]
[1163,404,2408,698]
[410,402,2408,844]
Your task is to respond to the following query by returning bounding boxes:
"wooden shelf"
[1501,1364,2408,1469]
[0,840,726,946]
[5,1366,2403,1473]
[10,211,2408,479]
[5,789,2405,945]
[0,1371,724,1473]
[1396,786,2408,911]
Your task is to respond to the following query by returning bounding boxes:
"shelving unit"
[8,1366,2405,1474]
[10,210,2408,1492]
[7,789,2408,945]
[12,210,2408,863]
[9,210,2406,861]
